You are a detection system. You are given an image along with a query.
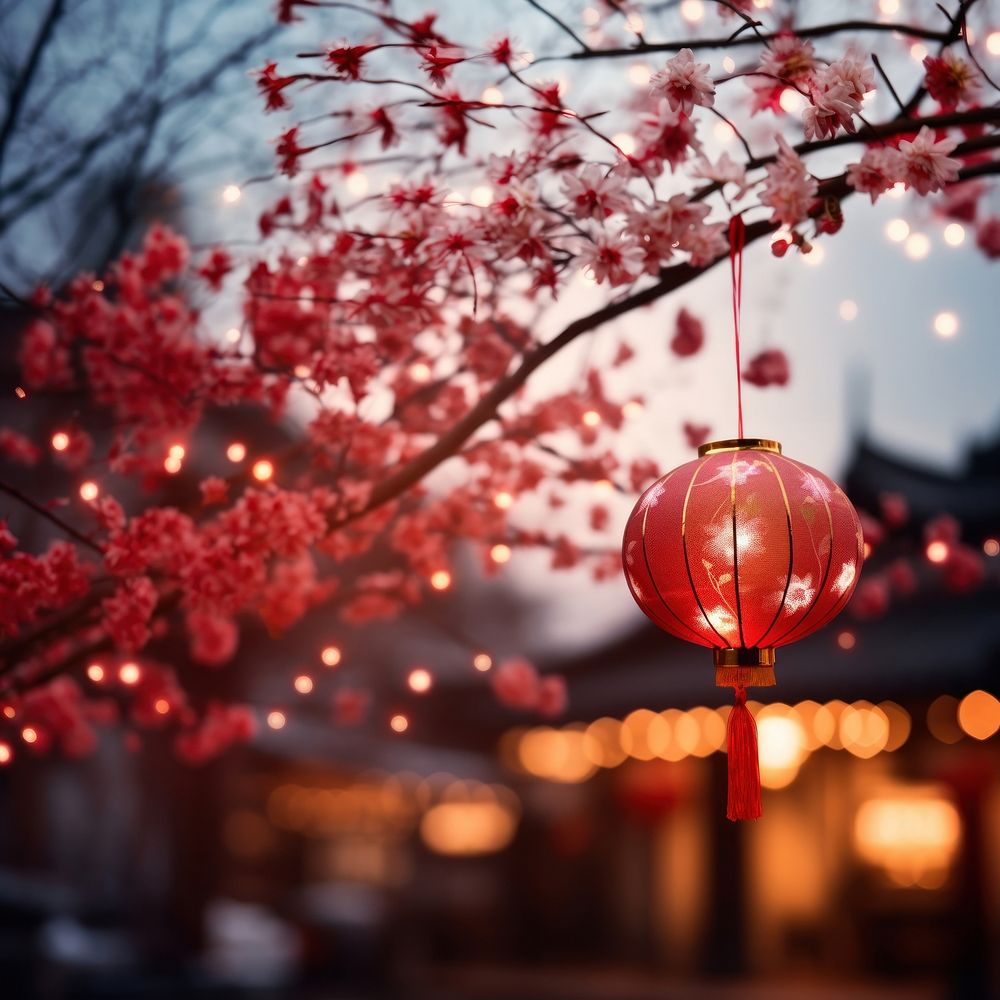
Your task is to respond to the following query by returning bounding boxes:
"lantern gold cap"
[714,647,776,687]
[698,438,782,457]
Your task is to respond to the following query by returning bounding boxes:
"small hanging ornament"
[621,218,864,820]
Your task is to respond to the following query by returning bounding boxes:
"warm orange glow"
[840,701,890,759]
[321,645,342,667]
[168,443,185,460]
[622,400,644,419]
[163,455,182,474]
[226,442,246,462]
[837,630,856,650]
[420,800,518,856]
[266,710,286,730]
[21,727,38,744]
[885,218,909,242]
[957,690,1000,741]
[879,701,912,752]
[778,87,805,113]
[687,705,726,756]
[154,698,170,715]
[2,706,14,719]
[473,652,492,672]
[490,543,512,564]
[407,668,433,694]
[79,481,99,501]
[0,743,10,764]
[51,431,70,451]
[854,785,960,887]
[983,538,999,557]
[91,279,105,292]
[493,491,514,510]
[582,717,627,768]
[813,700,847,748]
[119,662,141,685]
[252,459,274,482]
[390,713,409,733]
[927,695,962,744]
[926,540,949,563]
[620,708,668,762]
[293,674,314,694]
[86,663,105,683]
[519,726,595,782]
[14,387,26,399]
[429,570,451,591]
[581,409,601,427]
[757,708,808,788]
[409,362,432,382]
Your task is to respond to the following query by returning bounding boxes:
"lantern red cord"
[622,438,863,819]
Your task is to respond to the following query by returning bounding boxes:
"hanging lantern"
[622,437,863,819]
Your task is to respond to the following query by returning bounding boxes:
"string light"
[885,218,909,242]
[154,698,170,715]
[957,690,1000,740]
[408,668,433,693]
[21,727,37,744]
[2,706,14,719]
[92,279,105,292]
[904,233,931,259]
[79,481,99,501]
[839,299,858,321]
[722,55,736,73]
[252,459,274,482]
[470,185,493,207]
[490,543,512,564]
[886,182,906,199]
[628,64,651,86]
[622,400,644,419]
[14,387,26,399]
[321,645,342,667]
[222,184,242,203]
[293,364,311,379]
[480,86,503,105]
[625,13,644,33]
[51,431,70,451]
[582,409,601,427]
[713,120,735,142]
[0,744,10,764]
[988,31,1000,56]
[943,223,965,247]
[86,663,105,683]
[294,674,314,694]
[984,538,999,557]
[680,0,704,23]
[409,362,432,382]
[119,662,141,685]
[493,491,513,510]
[346,171,369,196]
[266,710,286,730]
[473,653,492,672]
[778,88,805,113]
[879,0,899,13]
[910,42,927,61]
[168,444,185,461]
[430,570,452,591]
[933,312,959,338]
[802,243,825,266]
[612,133,636,156]
[225,327,241,343]
[226,442,246,462]
[838,630,856,650]
[164,455,182,474]
[390,713,409,733]
[926,540,949,563]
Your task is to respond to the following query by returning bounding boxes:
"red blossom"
[670,307,705,357]
[326,44,373,80]
[742,349,790,387]
[197,247,232,290]
[256,61,297,111]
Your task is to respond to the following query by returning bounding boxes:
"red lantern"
[622,438,863,819]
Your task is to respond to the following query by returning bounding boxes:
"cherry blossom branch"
[520,0,590,53]
[541,14,966,61]
[0,479,103,553]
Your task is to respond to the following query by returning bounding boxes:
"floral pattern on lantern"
[622,439,863,687]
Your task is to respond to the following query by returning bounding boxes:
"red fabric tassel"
[726,685,762,821]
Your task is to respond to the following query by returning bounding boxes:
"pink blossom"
[670,308,705,357]
[187,611,238,666]
[897,126,960,196]
[561,166,632,221]
[650,48,715,115]
[802,79,859,140]
[760,135,817,227]
[976,217,1000,258]
[102,575,158,652]
[577,234,645,286]
[636,100,699,174]
[846,146,903,204]
[742,349,789,387]
[923,52,979,110]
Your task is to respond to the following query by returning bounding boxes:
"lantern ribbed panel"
[622,448,863,652]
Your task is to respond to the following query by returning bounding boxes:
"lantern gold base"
[714,647,776,687]
[699,438,782,457]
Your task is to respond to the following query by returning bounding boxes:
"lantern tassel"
[726,685,762,821]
